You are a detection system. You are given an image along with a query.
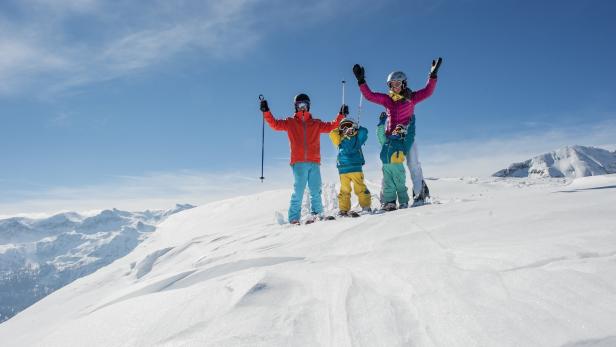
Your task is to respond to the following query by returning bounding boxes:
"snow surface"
[1,176,615,347]
[0,204,194,322]
[493,145,616,178]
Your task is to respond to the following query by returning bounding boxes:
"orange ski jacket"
[263,110,344,165]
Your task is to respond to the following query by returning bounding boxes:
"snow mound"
[493,145,616,178]
[1,178,616,346]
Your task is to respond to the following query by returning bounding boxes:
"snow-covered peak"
[493,145,616,178]
[0,204,195,323]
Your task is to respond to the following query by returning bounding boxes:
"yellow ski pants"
[338,172,371,212]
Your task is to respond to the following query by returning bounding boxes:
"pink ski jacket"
[359,77,437,134]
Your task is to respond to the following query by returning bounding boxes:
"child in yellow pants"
[329,118,372,216]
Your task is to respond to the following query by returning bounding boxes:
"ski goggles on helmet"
[295,101,310,111]
[339,121,356,130]
[388,80,403,89]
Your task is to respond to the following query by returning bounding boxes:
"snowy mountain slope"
[1,177,616,347]
[493,145,616,178]
[0,204,194,322]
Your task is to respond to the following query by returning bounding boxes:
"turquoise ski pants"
[289,162,323,222]
[381,163,410,205]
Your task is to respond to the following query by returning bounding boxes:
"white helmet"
[386,71,407,88]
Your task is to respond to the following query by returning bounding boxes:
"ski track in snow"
[1,176,616,346]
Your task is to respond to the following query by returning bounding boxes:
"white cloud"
[0,36,69,95]
[0,0,377,97]
[419,119,616,177]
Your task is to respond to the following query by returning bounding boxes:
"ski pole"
[358,93,363,125]
[341,80,346,105]
[258,94,265,182]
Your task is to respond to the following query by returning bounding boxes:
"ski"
[304,215,336,225]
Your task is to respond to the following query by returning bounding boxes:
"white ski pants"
[406,141,425,197]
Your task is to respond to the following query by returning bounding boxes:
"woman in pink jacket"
[352,58,442,206]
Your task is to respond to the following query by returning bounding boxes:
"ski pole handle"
[258,94,269,112]
[341,80,346,105]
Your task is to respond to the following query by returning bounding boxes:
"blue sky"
[1,0,616,215]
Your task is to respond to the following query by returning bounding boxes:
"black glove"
[378,112,387,126]
[340,104,349,115]
[430,57,442,79]
[352,64,365,85]
[260,99,269,112]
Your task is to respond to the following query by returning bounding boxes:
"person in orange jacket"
[260,93,345,224]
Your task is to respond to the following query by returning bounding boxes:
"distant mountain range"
[493,145,616,178]
[0,204,194,322]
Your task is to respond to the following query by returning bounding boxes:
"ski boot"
[379,202,397,213]
[359,206,372,215]
[412,180,430,207]
[305,215,317,224]
[339,210,360,218]
[398,202,409,209]
[306,213,335,224]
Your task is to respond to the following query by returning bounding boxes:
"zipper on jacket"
[303,117,308,161]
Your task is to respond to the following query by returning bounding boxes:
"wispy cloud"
[49,111,71,126]
[0,0,379,97]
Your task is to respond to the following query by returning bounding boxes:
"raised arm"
[359,83,391,106]
[318,113,344,133]
[412,58,442,104]
[260,98,288,131]
[411,77,437,104]
[376,124,386,146]
[263,111,288,131]
[329,128,342,147]
[376,112,387,145]
[353,64,390,107]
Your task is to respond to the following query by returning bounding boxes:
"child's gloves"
[340,104,349,115]
[378,112,387,126]
[260,99,269,112]
[353,64,365,85]
[430,57,443,79]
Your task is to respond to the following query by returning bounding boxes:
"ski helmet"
[386,71,407,89]
[294,93,310,111]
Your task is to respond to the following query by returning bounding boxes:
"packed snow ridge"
[1,175,615,346]
[0,204,194,322]
[493,145,616,178]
